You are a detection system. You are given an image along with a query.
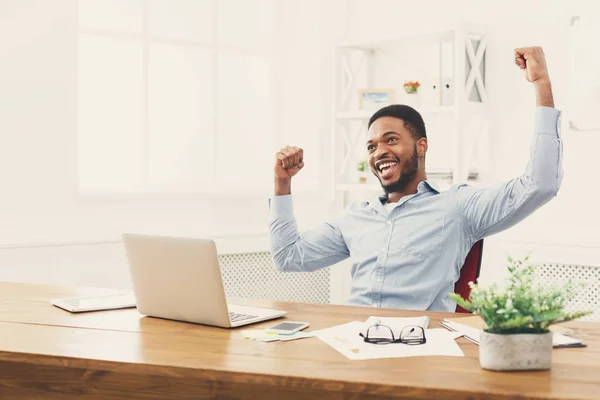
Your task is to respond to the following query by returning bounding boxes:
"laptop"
[122,233,287,328]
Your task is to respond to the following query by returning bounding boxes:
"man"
[269,47,562,312]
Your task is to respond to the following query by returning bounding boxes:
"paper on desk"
[241,330,314,342]
[440,320,585,348]
[241,330,279,340]
[314,321,464,361]
[439,320,481,344]
[279,331,314,341]
[448,331,465,340]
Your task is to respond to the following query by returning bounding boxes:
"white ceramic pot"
[357,171,368,184]
[403,92,421,108]
[479,331,553,371]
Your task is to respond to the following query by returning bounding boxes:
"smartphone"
[265,321,309,335]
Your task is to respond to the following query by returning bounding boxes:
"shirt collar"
[367,179,440,211]
[421,179,441,194]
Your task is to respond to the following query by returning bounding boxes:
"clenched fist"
[274,146,304,179]
[514,46,549,84]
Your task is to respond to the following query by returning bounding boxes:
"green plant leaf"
[448,293,473,312]
[497,315,534,330]
[448,254,593,334]
[552,311,593,325]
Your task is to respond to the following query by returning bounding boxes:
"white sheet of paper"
[241,330,315,343]
[449,331,465,340]
[315,321,464,360]
[279,331,314,341]
[258,336,280,342]
[440,320,482,343]
[241,330,280,340]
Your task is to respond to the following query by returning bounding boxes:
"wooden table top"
[0,281,599,400]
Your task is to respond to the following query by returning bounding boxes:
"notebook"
[443,315,573,334]
[440,316,585,348]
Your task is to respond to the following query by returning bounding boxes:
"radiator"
[216,252,600,319]
[218,252,331,304]
[535,263,600,322]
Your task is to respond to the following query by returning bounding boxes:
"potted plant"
[403,80,421,94]
[357,160,368,183]
[449,256,591,371]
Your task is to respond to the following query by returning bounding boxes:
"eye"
[367,144,376,152]
[387,137,398,144]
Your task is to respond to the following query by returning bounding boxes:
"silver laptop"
[122,233,287,328]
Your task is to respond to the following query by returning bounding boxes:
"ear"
[417,138,428,157]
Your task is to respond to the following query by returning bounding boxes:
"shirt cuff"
[535,106,561,137]
[269,195,294,221]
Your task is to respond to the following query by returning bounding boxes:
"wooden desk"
[0,282,599,400]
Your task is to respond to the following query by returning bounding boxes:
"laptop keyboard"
[229,311,258,323]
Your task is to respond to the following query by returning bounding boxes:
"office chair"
[453,239,484,313]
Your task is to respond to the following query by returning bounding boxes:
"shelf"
[336,106,455,120]
[336,183,382,192]
[335,110,373,120]
[339,30,455,51]
[332,24,489,203]
[427,169,479,180]
[335,170,479,192]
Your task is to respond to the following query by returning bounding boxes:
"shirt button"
[372,304,378,308]
[377,277,383,282]
[387,220,392,225]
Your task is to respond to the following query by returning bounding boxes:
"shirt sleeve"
[456,106,563,241]
[269,195,350,272]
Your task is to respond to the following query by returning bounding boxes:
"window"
[78,0,320,196]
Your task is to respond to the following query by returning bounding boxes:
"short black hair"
[368,104,427,140]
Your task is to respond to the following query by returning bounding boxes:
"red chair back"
[454,240,484,313]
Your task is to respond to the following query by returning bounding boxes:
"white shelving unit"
[335,170,480,193]
[336,106,455,120]
[331,24,490,201]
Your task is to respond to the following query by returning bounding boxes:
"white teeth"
[377,161,398,172]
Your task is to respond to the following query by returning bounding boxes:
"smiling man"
[367,108,424,204]
[269,47,562,312]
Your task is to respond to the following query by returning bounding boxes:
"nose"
[372,143,390,160]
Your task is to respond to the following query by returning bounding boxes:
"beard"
[375,144,419,194]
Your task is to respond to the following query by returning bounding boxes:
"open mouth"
[375,159,399,181]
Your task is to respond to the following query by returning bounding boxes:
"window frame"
[76,0,309,199]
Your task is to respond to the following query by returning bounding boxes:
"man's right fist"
[514,46,550,84]
[275,146,304,179]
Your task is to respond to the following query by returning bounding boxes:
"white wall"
[0,0,344,289]
[345,0,600,284]
[3,0,599,299]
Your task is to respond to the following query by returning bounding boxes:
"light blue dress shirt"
[269,107,562,312]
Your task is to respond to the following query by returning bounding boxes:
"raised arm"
[270,146,350,272]
[456,46,562,241]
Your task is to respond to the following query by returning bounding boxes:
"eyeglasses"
[359,324,426,345]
